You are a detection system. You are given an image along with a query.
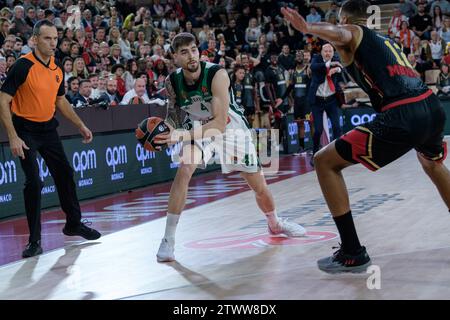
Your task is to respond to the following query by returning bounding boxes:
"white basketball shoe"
[156,238,175,262]
[269,219,307,237]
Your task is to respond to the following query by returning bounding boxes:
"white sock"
[163,213,180,242]
[265,210,279,230]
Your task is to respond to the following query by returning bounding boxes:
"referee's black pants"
[13,115,82,243]
[311,95,342,154]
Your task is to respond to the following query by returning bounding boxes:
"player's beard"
[186,60,199,73]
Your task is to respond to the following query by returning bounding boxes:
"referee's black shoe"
[63,220,101,240]
[317,244,371,274]
[22,241,43,258]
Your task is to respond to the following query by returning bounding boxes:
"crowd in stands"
[0,0,449,133]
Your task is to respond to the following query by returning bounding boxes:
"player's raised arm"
[281,7,354,47]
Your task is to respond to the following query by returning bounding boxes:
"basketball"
[135,117,170,151]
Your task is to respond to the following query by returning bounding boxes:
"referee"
[0,20,101,258]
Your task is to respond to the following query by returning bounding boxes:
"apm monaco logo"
[184,231,338,250]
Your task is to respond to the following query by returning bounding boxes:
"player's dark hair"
[341,0,371,20]
[171,32,196,53]
[33,19,56,36]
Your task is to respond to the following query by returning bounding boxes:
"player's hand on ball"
[153,123,180,149]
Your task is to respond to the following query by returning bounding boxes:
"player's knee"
[176,165,196,182]
[313,149,326,168]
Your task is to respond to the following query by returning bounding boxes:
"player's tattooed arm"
[165,76,182,129]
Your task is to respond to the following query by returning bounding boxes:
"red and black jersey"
[346,26,429,113]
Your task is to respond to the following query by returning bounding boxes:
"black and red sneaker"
[317,244,371,274]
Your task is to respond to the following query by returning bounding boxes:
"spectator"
[21,36,35,55]
[181,20,196,38]
[25,7,37,29]
[223,19,245,49]
[72,79,93,107]
[440,15,450,43]
[123,58,138,92]
[166,0,186,23]
[437,63,450,96]
[97,41,111,71]
[99,77,120,105]
[154,59,168,91]
[12,37,22,58]
[396,21,415,54]
[152,0,165,20]
[0,8,13,21]
[398,0,418,18]
[231,63,258,127]
[201,38,218,62]
[109,44,125,66]
[236,4,251,33]
[198,23,214,47]
[55,37,71,62]
[11,5,32,38]
[134,16,157,43]
[89,73,101,99]
[430,0,450,15]
[278,44,295,71]
[306,6,322,24]
[255,7,270,28]
[182,0,206,28]
[5,53,15,70]
[432,5,444,30]
[245,18,262,50]
[97,76,107,95]
[0,35,14,58]
[73,57,90,79]
[408,53,431,80]
[82,40,101,72]
[62,57,74,81]
[69,41,80,59]
[161,9,180,35]
[388,7,408,38]
[95,27,106,42]
[409,2,433,40]
[66,76,80,104]
[0,18,11,47]
[112,63,126,97]
[411,36,432,62]
[0,56,6,87]
[120,77,151,104]
[265,52,289,140]
[430,30,446,67]
[108,26,121,46]
[325,2,340,22]
[119,29,133,60]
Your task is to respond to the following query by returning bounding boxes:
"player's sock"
[333,211,362,255]
[265,210,279,230]
[163,213,180,242]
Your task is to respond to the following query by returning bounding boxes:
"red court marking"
[0,155,313,266]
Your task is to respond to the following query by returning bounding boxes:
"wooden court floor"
[1,146,450,300]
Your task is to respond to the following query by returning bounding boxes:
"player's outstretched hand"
[281,7,309,34]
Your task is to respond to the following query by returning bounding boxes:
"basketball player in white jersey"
[154,33,306,262]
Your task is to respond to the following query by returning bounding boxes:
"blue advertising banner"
[0,131,219,220]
